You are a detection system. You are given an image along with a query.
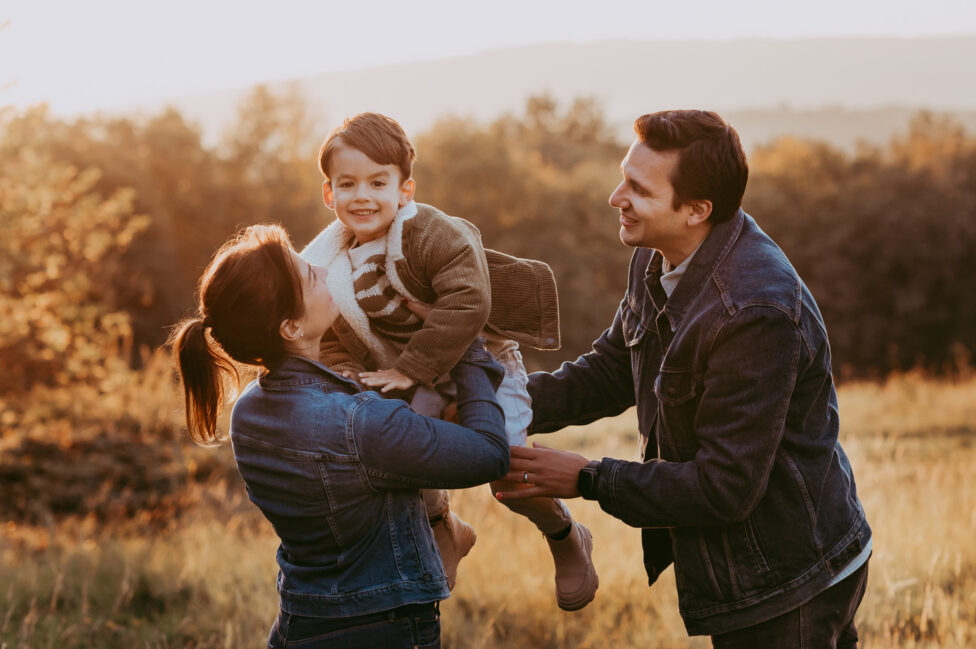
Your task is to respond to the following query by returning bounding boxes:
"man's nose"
[609,183,626,208]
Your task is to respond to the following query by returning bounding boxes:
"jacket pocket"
[653,369,699,459]
[727,516,776,594]
[654,368,697,406]
[621,303,648,348]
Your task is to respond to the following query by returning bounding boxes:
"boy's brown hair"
[318,112,416,183]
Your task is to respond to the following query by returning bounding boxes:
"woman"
[171,224,509,648]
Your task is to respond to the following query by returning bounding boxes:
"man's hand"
[358,368,417,393]
[495,443,591,500]
[440,400,459,423]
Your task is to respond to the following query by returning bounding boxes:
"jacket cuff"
[395,354,443,387]
[594,457,625,519]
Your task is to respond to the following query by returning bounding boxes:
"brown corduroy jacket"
[302,202,560,385]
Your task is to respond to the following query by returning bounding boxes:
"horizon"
[3,0,976,116]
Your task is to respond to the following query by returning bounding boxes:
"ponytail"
[169,223,305,446]
[170,317,240,446]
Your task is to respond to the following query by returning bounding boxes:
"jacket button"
[546,337,554,344]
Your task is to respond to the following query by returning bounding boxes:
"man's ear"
[323,181,335,210]
[685,199,713,227]
[279,318,302,343]
[399,178,416,207]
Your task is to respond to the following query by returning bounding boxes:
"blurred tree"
[413,96,630,369]
[746,113,976,376]
[219,83,327,246]
[0,107,149,394]
[3,90,971,379]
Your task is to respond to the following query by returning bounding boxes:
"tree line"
[2,89,974,397]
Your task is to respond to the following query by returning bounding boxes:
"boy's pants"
[413,341,573,536]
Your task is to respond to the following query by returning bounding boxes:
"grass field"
[1,362,974,648]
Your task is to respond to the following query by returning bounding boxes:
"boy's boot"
[546,521,599,611]
[430,509,477,591]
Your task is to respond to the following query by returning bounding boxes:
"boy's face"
[323,145,415,245]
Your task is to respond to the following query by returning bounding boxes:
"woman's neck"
[283,334,325,364]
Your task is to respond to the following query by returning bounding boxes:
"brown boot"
[430,510,477,590]
[546,521,599,611]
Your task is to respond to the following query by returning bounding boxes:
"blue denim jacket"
[230,343,509,618]
[528,211,871,635]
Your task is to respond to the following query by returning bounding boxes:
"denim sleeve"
[527,299,636,435]
[595,305,804,527]
[353,344,510,489]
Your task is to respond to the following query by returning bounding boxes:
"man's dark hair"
[634,110,748,223]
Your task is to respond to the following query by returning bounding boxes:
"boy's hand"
[405,300,433,321]
[358,368,416,393]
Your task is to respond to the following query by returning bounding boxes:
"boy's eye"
[372,180,386,188]
[338,181,353,189]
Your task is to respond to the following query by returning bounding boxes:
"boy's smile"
[323,144,415,245]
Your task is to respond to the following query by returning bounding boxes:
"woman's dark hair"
[169,224,304,445]
[634,110,748,223]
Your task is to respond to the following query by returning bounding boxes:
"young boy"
[300,113,598,610]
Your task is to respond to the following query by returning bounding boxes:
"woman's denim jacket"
[230,343,509,618]
[528,211,871,635]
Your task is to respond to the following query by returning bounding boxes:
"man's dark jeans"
[267,602,440,648]
[712,561,869,649]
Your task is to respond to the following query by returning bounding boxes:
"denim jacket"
[230,342,509,618]
[528,210,871,635]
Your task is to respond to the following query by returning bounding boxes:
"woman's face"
[289,249,340,341]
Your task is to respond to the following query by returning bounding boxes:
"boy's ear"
[323,181,335,210]
[279,317,302,343]
[684,199,712,227]
[399,178,416,207]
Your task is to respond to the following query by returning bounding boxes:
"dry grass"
[1,369,974,648]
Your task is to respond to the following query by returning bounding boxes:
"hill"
[130,36,976,149]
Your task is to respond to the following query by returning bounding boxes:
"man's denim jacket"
[528,210,871,635]
[230,344,509,618]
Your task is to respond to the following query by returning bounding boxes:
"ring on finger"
[523,471,529,484]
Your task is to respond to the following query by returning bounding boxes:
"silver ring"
[523,471,529,484]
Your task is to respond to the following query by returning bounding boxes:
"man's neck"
[661,226,711,268]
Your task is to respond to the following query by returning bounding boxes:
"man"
[497,110,871,647]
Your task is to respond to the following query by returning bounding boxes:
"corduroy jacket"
[301,202,560,385]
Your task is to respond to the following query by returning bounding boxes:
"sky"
[3,0,976,115]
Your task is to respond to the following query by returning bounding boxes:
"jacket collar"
[260,354,361,390]
[644,209,746,332]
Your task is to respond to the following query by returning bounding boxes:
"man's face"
[609,140,687,250]
[323,145,414,245]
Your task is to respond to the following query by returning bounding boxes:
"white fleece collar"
[298,201,422,369]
